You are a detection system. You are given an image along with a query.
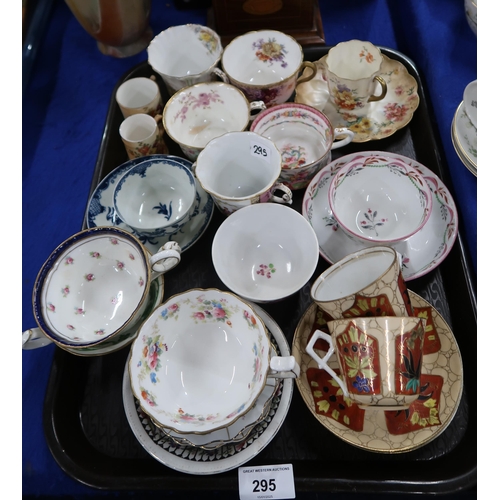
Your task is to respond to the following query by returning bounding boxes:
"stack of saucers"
[127,288,298,454]
[451,79,477,176]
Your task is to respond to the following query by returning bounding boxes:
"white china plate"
[451,101,477,176]
[86,155,214,253]
[295,54,420,142]
[291,290,463,454]
[62,276,164,357]
[302,151,458,281]
[122,303,293,475]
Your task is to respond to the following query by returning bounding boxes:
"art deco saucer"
[86,155,214,254]
[122,303,293,474]
[302,151,458,281]
[291,291,463,454]
[295,55,419,142]
[451,101,477,176]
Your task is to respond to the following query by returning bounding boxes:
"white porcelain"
[307,316,425,409]
[194,131,292,215]
[250,103,355,190]
[22,227,181,351]
[119,113,168,159]
[463,80,477,129]
[329,155,433,245]
[86,155,214,255]
[295,54,420,143]
[116,76,163,118]
[219,29,317,105]
[325,40,387,115]
[451,101,477,176]
[212,203,319,303]
[128,288,299,434]
[162,81,266,160]
[311,245,413,320]
[291,291,463,453]
[464,0,477,35]
[113,157,196,236]
[302,151,458,281]
[147,24,223,95]
[123,302,294,474]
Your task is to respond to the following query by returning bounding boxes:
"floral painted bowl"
[212,203,319,303]
[328,154,433,245]
[128,288,299,434]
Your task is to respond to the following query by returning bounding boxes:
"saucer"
[451,101,477,176]
[86,155,214,254]
[295,54,420,142]
[122,303,293,474]
[302,151,458,281]
[291,290,463,454]
[62,275,164,357]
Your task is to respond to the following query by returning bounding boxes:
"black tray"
[43,46,477,495]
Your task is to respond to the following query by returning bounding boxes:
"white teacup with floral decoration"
[147,24,223,96]
[325,39,388,115]
[250,103,355,190]
[116,76,163,119]
[128,288,299,434]
[162,81,266,160]
[193,131,292,215]
[216,29,316,106]
[22,227,181,351]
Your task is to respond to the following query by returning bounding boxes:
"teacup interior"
[116,77,159,109]
[327,40,383,80]
[165,84,250,148]
[114,160,195,231]
[314,250,394,301]
[222,30,303,85]
[148,25,222,78]
[40,234,148,344]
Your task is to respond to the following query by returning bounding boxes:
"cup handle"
[269,183,292,205]
[248,100,267,121]
[367,75,387,103]
[305,329,348,395]
[331,127,355,150]
[268,355,300,379]
[212,67,229,83]
[150,241,181,275]
[22,328,53,350]
[296,61,318,86]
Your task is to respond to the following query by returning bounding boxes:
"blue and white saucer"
[86,155,214,254]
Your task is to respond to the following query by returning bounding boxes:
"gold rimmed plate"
[291,290,463,454]
[295,54,420,142]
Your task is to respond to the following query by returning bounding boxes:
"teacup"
[193,131,292,215]
[463,79,477,129]
[119,113,168,160]
[250,103,355,190]
[147,24,223,96]
[306,316,425,409]
[22,227,181,351]
[328,154,433,245]
[311,245,413,319]
[162,81,266,161]
[115,76,163,118]
[325,39,387,115]
[212,203,319,303]
[217,29,317,106]
[128,288,300,434]
[113,157,196,237]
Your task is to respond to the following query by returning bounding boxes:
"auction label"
[238,464,295,500]
[250,141,271,163]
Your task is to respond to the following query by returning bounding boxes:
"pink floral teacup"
[22,227,181,352]
[162,81,266,160]
[325,39,388,115]
[216,29,317,106]
[250,103,355,190]
[128,288,299,434]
